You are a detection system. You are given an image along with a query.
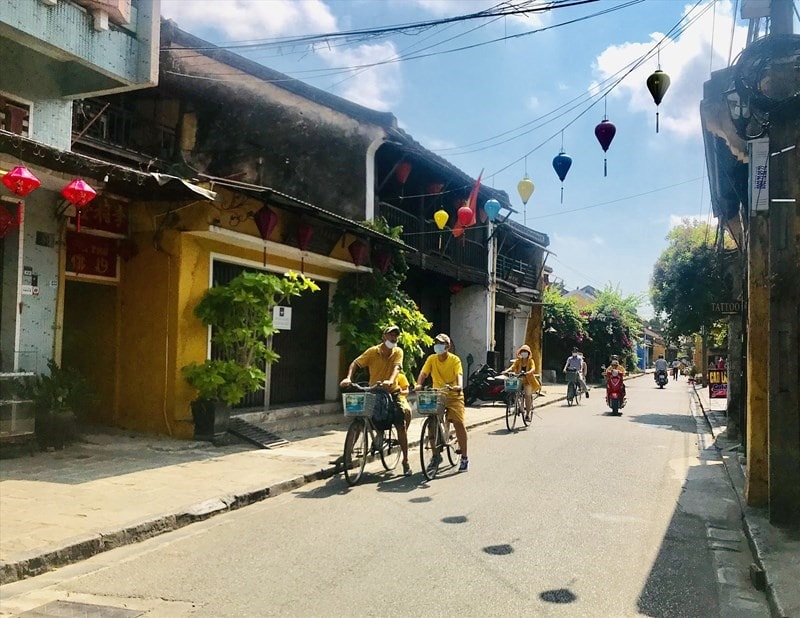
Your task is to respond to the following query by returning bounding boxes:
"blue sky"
[160,0,766,318]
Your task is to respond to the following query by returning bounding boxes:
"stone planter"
[190,400,231,441]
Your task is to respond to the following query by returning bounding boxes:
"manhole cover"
[18,600,144,617]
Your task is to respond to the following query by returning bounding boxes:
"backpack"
[371,390,395,431]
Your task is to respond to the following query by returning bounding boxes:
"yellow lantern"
[517,177,535,205]
[433,209,449,230]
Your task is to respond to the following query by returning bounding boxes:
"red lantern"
[457,205,473,227]
[395,161,412,185]
[348,239,369,267]
[61,179,97,232]
[254,206,278,266]
[427,182,444,194]
[449,282,464,294]
[373,249,392,274]
[2,165,41,229]
[296,222,314,251]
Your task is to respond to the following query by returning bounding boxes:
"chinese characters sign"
[65,232,118,280]
[70,198,128,235]
[749,137,769,213]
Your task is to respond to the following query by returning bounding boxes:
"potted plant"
[15,359,94,450]
[182,270,319,441]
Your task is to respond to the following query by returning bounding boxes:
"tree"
[650,220,730,340]
[542,287,587,371]
[584,287,643,374]
[330,218,433,379]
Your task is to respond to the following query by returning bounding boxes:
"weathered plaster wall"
[451,285,488,377]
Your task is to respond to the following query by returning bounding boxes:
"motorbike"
[464,364,507,405]
[606,373,627,415]
[655,369,669,388]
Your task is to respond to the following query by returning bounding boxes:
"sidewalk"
[1,384,576,585]
[691,385,800,618]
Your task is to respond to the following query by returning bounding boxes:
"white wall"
[450,284,488,378]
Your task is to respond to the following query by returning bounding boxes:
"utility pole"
[765,0,799,523]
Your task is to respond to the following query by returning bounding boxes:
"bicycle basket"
[504,376,522,392]
[342,392,377,417]
[417,391,446,415]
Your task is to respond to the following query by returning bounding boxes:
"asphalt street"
[0,377,769,617]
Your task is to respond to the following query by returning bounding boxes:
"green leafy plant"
[182,271,319,406]
[15,359,94,417]
[330,218,432,380]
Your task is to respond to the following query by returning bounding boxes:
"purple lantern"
[594,119,617,177]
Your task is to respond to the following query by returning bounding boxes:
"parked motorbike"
[464,364,507,405]
[655,369,669,388]
[606,373,627,415]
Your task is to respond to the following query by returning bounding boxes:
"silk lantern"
[348,239,368,267]
[457,205,473,227]
[517,177,535,205]
[2,165,41,230]
[552,151,572,204]
[483,198,501,222]
[395,162,412,185]
[61,178,97,232]
[373,249,392,274]
[433,209,449,230]
[594,119,616,177]
[646,69,670,133]
[254,206,278,265]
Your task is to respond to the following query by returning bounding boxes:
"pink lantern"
[254,206,278,241]
[372,249,392,274]
[348,239,369,267]
[61,179,97,232]
[2,165,41,228]
[296,222,314,251]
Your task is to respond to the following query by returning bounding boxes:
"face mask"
[572,353,578,358]
[520,352,529,359]
[384,340,396,349]
[434,344,446,354]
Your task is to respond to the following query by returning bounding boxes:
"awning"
[200,174,413,252]
[0,132,216,202]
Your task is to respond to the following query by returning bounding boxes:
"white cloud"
[319,42,402,110]
[527,95,540,110]
[592,1,748,139]
[591,234,605,245]
[161,0,338,39]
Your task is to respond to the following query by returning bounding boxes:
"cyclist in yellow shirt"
[340,325,411,476]
[502,344,541,422]
[414,333,469,472]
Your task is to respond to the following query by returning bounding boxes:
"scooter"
[655,369,669,389]
[464,364,507,405]
[606,373,627,415]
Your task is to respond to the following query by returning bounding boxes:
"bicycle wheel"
[566,382,575,406]
[420,415,443,480]
[343,418,368,486]
[575,385,582,405]
[520,391,531,427]
[445,420,460,466]
[505,392,517,431]
[380,424,401,471]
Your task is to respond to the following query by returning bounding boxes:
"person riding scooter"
[654,354,669,387]
[605,356,627,399]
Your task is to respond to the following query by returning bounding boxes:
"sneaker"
[524,413,531,422]
[403,462,412,477]
[458,457,469,472]
[585,390,590,398]
[426,454,442,475]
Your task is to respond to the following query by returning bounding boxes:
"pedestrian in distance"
[501,344,541,422]
[671,359,680,381]
[340,325,412,476]
[414,333,469,472]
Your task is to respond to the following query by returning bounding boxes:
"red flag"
[465,169,483,226]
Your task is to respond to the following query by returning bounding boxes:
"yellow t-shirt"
[510,357,540,390]
[421,353,463,389]
[396,372,411,405]
[355,344,403,391]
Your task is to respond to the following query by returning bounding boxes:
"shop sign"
[708,369,728,399]
[65,232,118,280]
[70,199,128,236]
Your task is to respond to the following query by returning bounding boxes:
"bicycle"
[565,369,583,406]
[503,372,531,431]
[341,384,402,486]
[414,387,461,481]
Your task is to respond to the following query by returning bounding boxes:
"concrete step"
[234,402,346,435]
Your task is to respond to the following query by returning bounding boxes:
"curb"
[2,393,577,585]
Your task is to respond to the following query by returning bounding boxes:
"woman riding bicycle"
[501,344,541,422]
[413,333,469,472]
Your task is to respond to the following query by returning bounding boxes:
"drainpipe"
[365,136,384,221]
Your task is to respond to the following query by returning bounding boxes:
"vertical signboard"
[749,137,769,213]
[708,369,728,399]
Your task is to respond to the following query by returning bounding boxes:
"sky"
[158,0,779,319]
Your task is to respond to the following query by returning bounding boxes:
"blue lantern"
[552,151,572,203]
[483,198,501,222]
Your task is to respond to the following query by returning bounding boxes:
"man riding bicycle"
[340,325,412,476]
[563,348,589,398]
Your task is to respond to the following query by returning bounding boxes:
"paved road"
[0,378,768,617]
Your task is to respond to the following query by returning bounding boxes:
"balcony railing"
[496,254,539,290]
[379,201,487,271]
